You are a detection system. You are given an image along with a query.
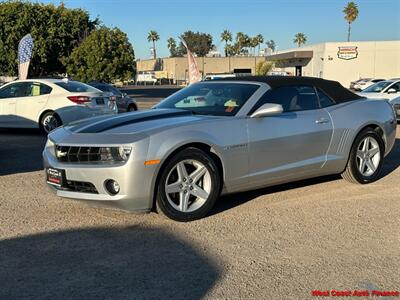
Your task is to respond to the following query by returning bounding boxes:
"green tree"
[343,2,359,42]
[235,32,250,55]
[266,40,276,52]
[178,31,213,57]
[250,37,259,56]
[220,29,232,57]
[255,34,264,55]
[65,27,135,82]
[147,30,160,59]
[0,1,98,77]
[167,37,179,57]
[293,33,307,47]
[225,44,237,57]
[255,61,273,76]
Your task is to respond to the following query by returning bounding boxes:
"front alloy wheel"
[156,148,220,221]
[40,112,61,134]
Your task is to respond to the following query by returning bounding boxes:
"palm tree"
[147,30,160,59]
[343,2,359,42]
[167,37,177,57]
[220,30,232,57]
[255,34,264,55]
[266,40,276,52]
[235,32,246,55]
[293,33,307,47]
[250,37,259,56]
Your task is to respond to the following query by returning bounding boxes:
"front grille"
[65,180,98,194]
[56,146,101,163]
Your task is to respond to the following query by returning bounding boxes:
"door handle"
[315,118,329,124]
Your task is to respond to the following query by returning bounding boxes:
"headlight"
[46,139,55,156]
[99,146,132,162]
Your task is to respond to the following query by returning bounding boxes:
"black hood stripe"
[77,109,192,133]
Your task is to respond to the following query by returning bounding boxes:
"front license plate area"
[46,168,65,187]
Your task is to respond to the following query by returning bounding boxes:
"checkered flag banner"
[180,37,202,85]
[18,34,34,80]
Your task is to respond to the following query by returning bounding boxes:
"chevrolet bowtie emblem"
[56,150,67,157]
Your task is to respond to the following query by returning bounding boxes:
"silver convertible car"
[43,77,397,221]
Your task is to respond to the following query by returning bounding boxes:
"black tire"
[156,148,221,222]
[39,111,62,134]
[127,104,137,112]
[341,128,384,184]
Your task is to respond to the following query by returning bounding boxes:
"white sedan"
[0,79,117,133]
[358,79,400,120]
[358,79,400,100]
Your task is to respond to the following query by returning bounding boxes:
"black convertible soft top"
[214,76,363,103]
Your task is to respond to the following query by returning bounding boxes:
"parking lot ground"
[0,115,399,297]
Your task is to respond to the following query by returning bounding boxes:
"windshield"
[362,81,393,93]
[55,81,99,93]
[156,82,259,116]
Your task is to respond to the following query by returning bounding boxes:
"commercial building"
[136,40,400,88]
[136,56,268,84]
[268,41,400,87]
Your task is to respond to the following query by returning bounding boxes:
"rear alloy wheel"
[342,128,384,184]
[40,112,61,134]
[156,148,220,221]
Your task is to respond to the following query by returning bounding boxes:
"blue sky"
[40,0,400,59]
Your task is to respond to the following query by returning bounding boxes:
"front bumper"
[42,139,157,212]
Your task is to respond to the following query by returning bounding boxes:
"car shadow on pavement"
[0,226,220,299]
[380,138,400,177]
[0,128,46,176]
[211,138,400,217]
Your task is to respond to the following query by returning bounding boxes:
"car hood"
[63,108,219,135]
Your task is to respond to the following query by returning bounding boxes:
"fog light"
[105,179,120,195]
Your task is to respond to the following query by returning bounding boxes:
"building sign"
[337,46,358,60]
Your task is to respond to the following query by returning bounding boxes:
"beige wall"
[274,41,400,87]
[136,56,268,82]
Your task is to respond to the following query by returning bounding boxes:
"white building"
[267,41,400,87]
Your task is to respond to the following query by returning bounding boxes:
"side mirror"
[122,92,128,97]
[387,88,397,94]
[250,103,283,118]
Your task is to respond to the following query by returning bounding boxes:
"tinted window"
[317,89,335,107]
[39,83,52,95]
[0,83,29,98]
[363,81,393,93]
[0,82,53,98]
[93,84,122,96]
[157,82,259,116]
[387,82,400,92]
[251,85,319,114]
[55,81,99,93]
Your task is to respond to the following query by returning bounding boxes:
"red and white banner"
[180,37,202,84]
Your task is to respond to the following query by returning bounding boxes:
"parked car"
[357,79,400,120]
[88,82,138,112]
[358,79,400,97]
[136,73,158,85]
[350,78,385,91]
[0,79,117,133]
[43,76,396,221]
